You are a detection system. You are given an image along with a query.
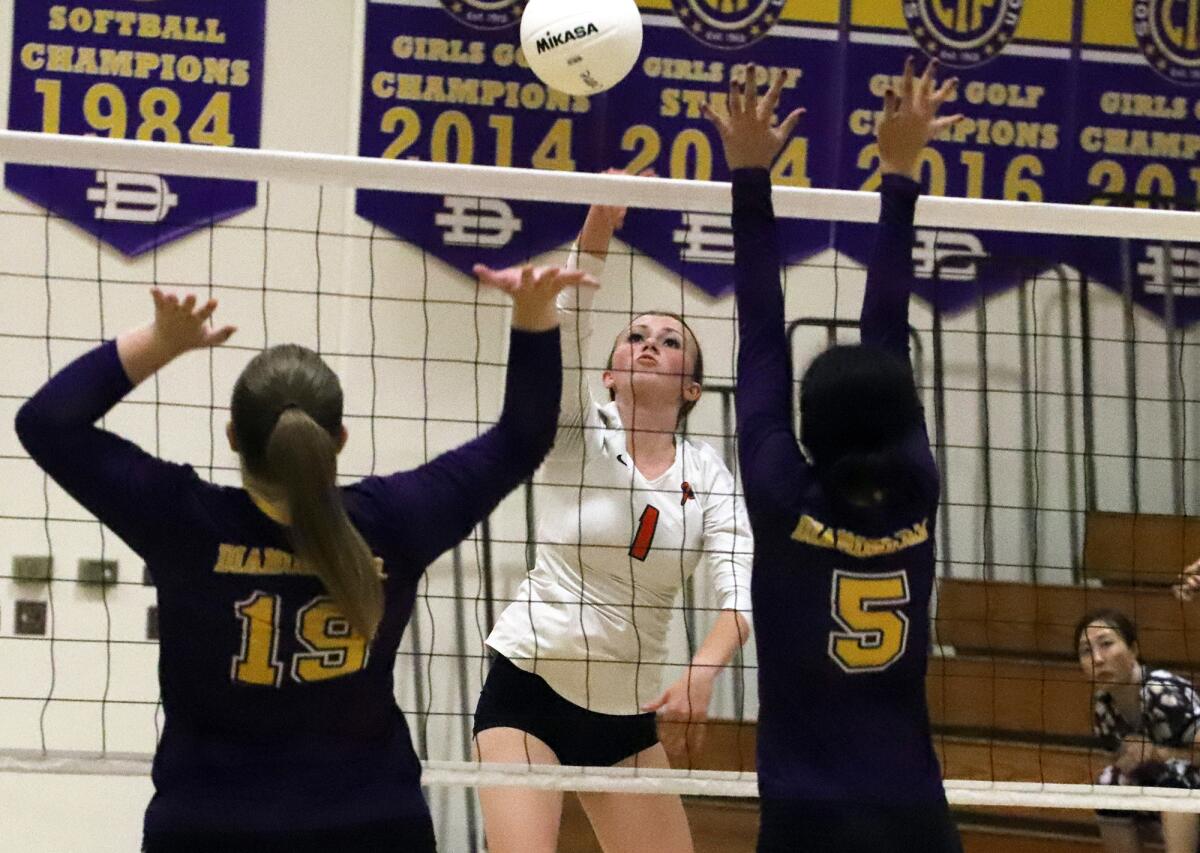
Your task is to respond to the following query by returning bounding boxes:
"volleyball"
[520,0,643,97]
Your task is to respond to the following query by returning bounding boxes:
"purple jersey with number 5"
[732,169,945,805]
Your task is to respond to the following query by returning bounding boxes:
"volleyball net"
[1,131,1199,848]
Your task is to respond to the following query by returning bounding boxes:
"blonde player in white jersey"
[472,192,754,853]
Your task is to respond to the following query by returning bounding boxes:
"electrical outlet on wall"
[15,600,47,635]
[12,556,52,583]
[78,559,118,585]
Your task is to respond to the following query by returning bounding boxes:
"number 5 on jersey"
[828,569,910,673]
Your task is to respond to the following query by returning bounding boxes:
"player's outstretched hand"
[1172,556,1200,602]
[473,263,598,332]
[703,63,805,171]
[878,56,963,180]
[151,287,237,354]
[118,288,237,385]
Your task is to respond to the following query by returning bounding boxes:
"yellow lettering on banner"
[230,60,250,88]
[848,108,879,137]
[71,46,99,75]
[642,56,724,83]
[374,73,588,114]
[137,13,160,39]
[34,79,61,133]
[21,43,46,71]
[1081,126,1200,160]
[963,81,1046,110]
[392,35,486,64]
[372,71,396,99]
[1100,91,1190,120]
[47,44,73,73]
[730,63,802,88]
[660,88,732,120]
[23,44,249,86]
[46,7,226,44]
[491,42,529,69]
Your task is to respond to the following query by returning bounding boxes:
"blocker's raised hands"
[878,56,963,180]
[150,287,237,355]
[473,263,598,332]
[703,63,805,171]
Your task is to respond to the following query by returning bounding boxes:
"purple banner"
[602,11,841,296]
[6,0,266,256]
[1066,49,1200,326]
[356,0,1200,324]
[834,10,1078,315]
[356,0,605,274]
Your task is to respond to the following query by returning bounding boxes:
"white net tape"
[0,129,1196,240]
[8,750,1200,814]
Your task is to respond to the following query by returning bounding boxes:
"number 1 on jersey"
[629,504,660,561]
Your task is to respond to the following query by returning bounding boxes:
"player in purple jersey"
[704,59,965,852]
[16,263,591,853]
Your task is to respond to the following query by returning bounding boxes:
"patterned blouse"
[1093,666,1200,753]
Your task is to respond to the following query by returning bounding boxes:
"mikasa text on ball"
[520,0,644,97]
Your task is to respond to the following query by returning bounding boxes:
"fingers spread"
[760,70,785,120]
[919,57,938,100]
[901,55,915,103]
[883,90,899,118]
[932,114,965,133]
[743,63,759,113]
[932,77,959,107]
[778,107,806,140]
[727,75,743,118]
[196,298,219,323]
[209,325,237,346]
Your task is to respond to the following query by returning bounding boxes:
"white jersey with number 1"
[485,249,754,716]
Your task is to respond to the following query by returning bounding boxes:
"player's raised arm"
[704,65,806,513]
[15,289,236,557]
[369,263,591,570]
[860,57,962,360]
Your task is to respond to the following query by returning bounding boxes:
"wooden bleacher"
[560,512,1198,852]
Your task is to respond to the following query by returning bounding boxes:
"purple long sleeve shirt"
[733,169,945,805]
[15,328,561,836]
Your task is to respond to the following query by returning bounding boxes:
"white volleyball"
[520,0,644,97]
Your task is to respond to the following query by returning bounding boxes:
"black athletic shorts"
[757,797,963,853]
[473,653,659,767]
[142,815,437,853]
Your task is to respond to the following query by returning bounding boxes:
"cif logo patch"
[902,0,1023,68]
[671,0,786,50]
[1134,0,1200,85]
[439,0,524,31]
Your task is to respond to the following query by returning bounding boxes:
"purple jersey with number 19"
[732,169,945,805]
[15,328,561,837]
